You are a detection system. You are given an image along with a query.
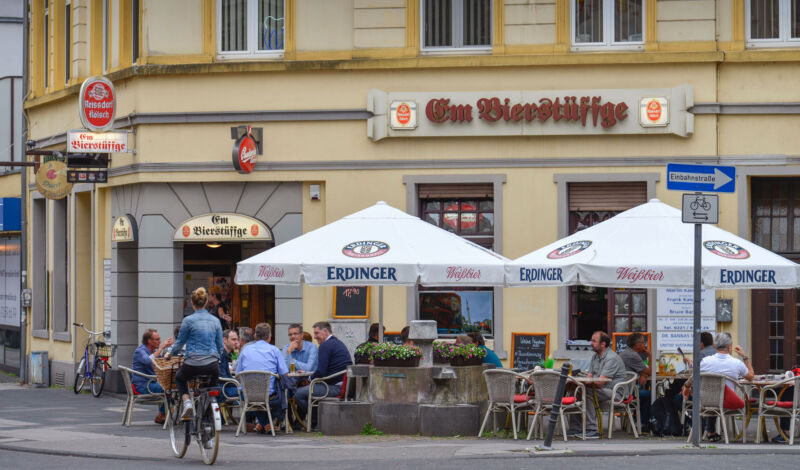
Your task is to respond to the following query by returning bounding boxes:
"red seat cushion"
[765,400,794,409]
[131,383,141,395]
[723,385,745,410]
[337,373,348,399]
[622,394,635,404]
[560,396,576,405]
[514,394,532,403]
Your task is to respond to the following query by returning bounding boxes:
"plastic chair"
[478,369,532,440]
[306,370,346,432]
[603,371,640,438]
[526,370,587,441]
[685,372,748,444]
[118,366,168,429]
[756,375,800,445]
[235,370,280,437]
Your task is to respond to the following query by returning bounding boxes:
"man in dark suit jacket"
[293,321,352,426]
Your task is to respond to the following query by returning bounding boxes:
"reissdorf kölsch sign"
[79,76,116,132]
[367,85,694,141]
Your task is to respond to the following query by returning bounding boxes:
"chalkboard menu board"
[332,286,370,318]
[612,332,652,364]
[510,333,550,370]
[382,331,402,345]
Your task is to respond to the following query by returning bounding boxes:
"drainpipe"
[19,1,28,384]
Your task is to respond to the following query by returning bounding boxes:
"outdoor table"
[655,372,691,398]
[739,376,789,443]
[285,371,313,433]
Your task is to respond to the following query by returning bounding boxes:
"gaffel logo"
[547,240,592,259]
[342,241,389,258]
[704,240,750,259]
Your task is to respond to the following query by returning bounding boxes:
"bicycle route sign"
[666,163,736,193]
[681,193,718,224]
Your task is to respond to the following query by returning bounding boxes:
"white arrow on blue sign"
[666,163,736,193]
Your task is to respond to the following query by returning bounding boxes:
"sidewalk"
[0,382,798,464]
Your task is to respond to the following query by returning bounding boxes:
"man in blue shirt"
[132,328,173,424]
[235,323,288,433]
[282,323,318,373]
[294,321,352,429]
[468,332,503,368]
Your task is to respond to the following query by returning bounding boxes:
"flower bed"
[450,344,486,367]
[370,343,423,367]
[432,341,454,364]
[354,342,379,364]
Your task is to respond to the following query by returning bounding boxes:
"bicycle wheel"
[90,358,106,397]
[168,398,190,458]
[73,357,86,394]
[197,398,220,465]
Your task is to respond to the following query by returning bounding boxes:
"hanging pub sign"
[67,130,130,153]
[173,213,272,242]
[367,85,694,141]
[79,76,116,132]
[35,158,72,200]
[231,126,263,174]
[111,214,138,242]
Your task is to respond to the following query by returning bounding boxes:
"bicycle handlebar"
[73,322,111,338]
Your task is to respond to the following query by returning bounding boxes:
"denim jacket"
[170,309,224,359]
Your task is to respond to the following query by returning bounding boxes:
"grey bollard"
[537,363,571,451]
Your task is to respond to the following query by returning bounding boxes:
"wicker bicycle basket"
[152,357,184,391]
[90,342,117,358]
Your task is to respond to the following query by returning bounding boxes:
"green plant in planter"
[371,343,423,360]
[354,342,379,362]
[432,341,454,359]
[451,343,487,360]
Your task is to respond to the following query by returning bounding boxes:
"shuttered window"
[568,182,647,211]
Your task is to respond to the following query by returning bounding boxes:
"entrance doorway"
[570,287,648,340]
[183,243,275,340]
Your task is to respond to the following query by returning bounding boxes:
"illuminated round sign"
[232,135,258,174]
[79,76,116,132]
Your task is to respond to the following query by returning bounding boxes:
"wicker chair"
[305,370,346,432]
[478,369,533,440]
[218,377,241,426]
[686,372,748,444]
[526,370,587,441]
[756,375,800,445]
[118,366,168,429]
[602,371,640,438]
[235,370,280,437]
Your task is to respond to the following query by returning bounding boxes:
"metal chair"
[478,369,532,440]
[118,366,168,429]
[306,370,346,432]
[686,372,748,444]
[756,375,800,445]
[526,370,587,441]
[235,370,280,437]
[217,377,241,426]
[603,371,640,438]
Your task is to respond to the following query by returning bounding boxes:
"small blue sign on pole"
[666,164,736,193]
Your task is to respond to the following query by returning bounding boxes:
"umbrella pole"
[378,285,384,343]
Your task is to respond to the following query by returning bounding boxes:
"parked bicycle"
[159,358,222,465]
[73,322,115,397]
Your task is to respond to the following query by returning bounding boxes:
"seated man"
[400,326,413,346]
[467,332,503,368]
[568,331,627,439]
[235,323,289,433]
[294,321,353,428]
[282,323,318,373]
[218,329,241,400]
[618,332,652,432]
[354,323,383,363]
[132,328,174,424]
[682,331,754,442]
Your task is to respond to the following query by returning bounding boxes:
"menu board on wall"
[333,286,370,319]
[0,238,20,327]
[656,288,715,352]
[510,332,549,370]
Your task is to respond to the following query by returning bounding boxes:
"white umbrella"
[506,198,800,289]
[235,201,508,340]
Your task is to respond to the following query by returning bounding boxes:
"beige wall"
[71,0,90,81]
[657,0,716,42]
[353,0,405,49]
[144,0,204,56]
[296,0,355,51]
[0,174,21,198]
[505,0,556,46]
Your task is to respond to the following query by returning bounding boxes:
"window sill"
[216,51,284,61]
[32,329,49,339]
[746,41,800,49]
[53,331,71,343]
[420,47,493,56]
[571,44,645,53]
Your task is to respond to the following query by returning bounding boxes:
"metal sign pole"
[691,222,702,447]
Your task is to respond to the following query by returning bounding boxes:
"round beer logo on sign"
[182,226,191,237]
[79,77,115,132]
[396,103,411,125]
[646,99,662,122]
[342,241,390,258]
[251,224,259,236]
[547,240,592,259]
[35,160,72,200]
[703,240,750,259]
[232,135,257,174]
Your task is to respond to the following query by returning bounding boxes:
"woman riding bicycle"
[168,287,225,419]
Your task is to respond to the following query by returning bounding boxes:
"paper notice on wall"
[657,315,715,331]
[656,287,716,352]
[656,287,715,316]
[103,259,112,331]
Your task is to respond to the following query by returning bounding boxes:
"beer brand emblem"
[182,226,190,237]
[342,241,390,258]
[704,240,750,259]
[547,240,592,259]
[251,224,259,236]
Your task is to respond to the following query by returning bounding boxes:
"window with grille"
[747,0,800,46]
[418,188,495,337]
[422,0,492,51]
[218,0,285,58]
[572,0,644,50]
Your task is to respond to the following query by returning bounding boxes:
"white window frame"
[420,0,493,55]
[216,0,285,60]
[102,0,108,72]
[571,0,645,52]
[746,0,800,48]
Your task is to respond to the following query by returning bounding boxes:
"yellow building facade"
[22,0,800,387]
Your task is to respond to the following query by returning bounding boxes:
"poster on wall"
[0,238,20,327]
[184,272,213,317]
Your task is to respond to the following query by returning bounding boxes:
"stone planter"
[449,356,483,367]
[373,356,421,367]
[433,353,450,364]
[355,355,372,365]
